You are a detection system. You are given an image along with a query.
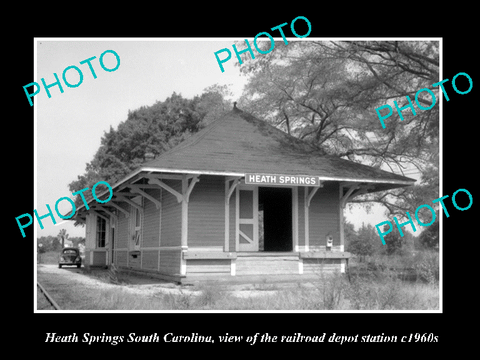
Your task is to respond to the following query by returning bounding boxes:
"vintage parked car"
[58,247,82,268]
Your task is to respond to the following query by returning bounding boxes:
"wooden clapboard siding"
[117,202,130,249]
[85,213,96,250]
[161,180,182,247]
[91,250,106,266]
[297,187,305,248]
[302,258,342,274]
[188,176,224,248]
[115,250,128,267]
[159,249,181,274]
[142,188,161,248]
[142,250,159,270]
[309,182,340,248]
[186,259,230,274]
[235,255,299,275]
[129,253,141,268]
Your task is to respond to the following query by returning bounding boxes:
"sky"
[33,38,422,240]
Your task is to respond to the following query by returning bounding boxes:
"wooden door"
[237,186,258,251]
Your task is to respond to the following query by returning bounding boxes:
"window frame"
[96,216,106,248]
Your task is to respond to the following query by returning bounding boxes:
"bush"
[383,231,404,256]
[414,251,439,285]
[194,283,226,308]
[347,223,377,261]
[37,250,60,264]
[419,222,439,250]
[317,271,347,310]
[161,290,195,310]
[346,270,412,310]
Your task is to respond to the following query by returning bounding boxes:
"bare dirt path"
[36,264,282,310]
[37,264,198,309]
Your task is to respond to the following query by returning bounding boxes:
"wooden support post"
[231,258,236,276]
[181,175,188,249]
[304,188,310,252]
[225,179,229,252]
[339,184,344,252]
[339,184,360,253]
[292,186,299,252]
[180,175,188,275]
[225,177,241,252]
[303,183,322,252]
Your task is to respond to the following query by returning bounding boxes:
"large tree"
[69,86,232,217]
[236,40,439,220]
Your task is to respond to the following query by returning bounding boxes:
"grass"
[41,272,438,311]
[37,250,439,310]
[349,250,440,285]
[37,251,60,265]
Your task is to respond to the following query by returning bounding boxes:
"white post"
[225,179,229,252]
[339,184,344,252]
[180,175,188,275]
[292,187,299,252]
[304,188,309,252]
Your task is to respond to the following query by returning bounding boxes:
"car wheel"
[58,264,62,268]
[77,264,81,268]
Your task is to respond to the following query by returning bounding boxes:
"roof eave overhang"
[72,166,415,219]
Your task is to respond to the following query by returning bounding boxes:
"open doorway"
[258,187,292,252]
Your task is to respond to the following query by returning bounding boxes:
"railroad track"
[37,281,61,310]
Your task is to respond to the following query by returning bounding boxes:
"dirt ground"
[36,264,300,304]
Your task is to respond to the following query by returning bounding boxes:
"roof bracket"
[91,204,118,222]
[108,201,130,218]
[114,195,144,213]
[184,175,200,203]
[148,178,183,203]
[306,185,320,207]
[129,185,162,209]
[226,177,241,205]
[346,185,375,204]
[340,184,363,209]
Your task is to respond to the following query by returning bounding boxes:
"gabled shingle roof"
[142,107,415,188]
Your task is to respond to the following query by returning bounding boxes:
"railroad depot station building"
[73,106,415,283]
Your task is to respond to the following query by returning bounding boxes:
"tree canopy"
[69,40,440,238]
[68,85,232,216]
[236,40,439,220]
[347,223,378,261]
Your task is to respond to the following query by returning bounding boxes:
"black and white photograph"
[16,19,475,349]
[32,37,443,313]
